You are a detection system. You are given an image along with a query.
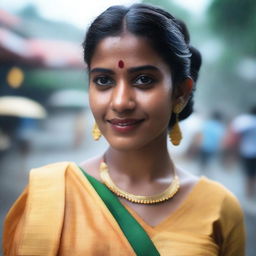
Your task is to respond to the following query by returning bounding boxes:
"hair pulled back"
[82,3,202,125]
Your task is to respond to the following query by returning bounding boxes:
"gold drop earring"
[92,123,102,141]
[169,103,183,146]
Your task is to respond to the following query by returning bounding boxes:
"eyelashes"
[133,75,155,86]
[93,76,114,86]
[92,74,156,89]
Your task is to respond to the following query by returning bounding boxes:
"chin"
[106,137,149,152]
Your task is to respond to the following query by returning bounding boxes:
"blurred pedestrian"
[230,106,256,199]
[197,112,226,171]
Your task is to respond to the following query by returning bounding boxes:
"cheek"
[139,90,173,131]
[150,98,172,123]
[88,88,96,115]
[89,87,110,121]
[139,87,173,114]
[89,88,102,116]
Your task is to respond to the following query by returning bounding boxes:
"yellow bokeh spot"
[7,67,24,88]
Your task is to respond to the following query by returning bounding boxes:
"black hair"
[82,3,202,126]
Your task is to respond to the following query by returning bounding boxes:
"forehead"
[90,33,166,68]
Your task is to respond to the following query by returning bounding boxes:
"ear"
[172,78,193,107]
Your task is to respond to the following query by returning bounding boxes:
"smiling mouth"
[107,118,144,132]
[108,119,144,126]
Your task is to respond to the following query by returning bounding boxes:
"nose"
[110,80,136,114]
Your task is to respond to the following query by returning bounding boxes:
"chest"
[119,177,198,227]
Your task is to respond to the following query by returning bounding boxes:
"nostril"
[110,83,136,113]
[110,97,136,113]
[127,100,136,109]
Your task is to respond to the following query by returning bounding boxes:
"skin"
[81,32,198,227]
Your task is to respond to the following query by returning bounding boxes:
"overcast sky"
[0,0,212,29]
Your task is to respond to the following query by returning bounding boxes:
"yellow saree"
[3,162,245,256]
[3,162,136,256]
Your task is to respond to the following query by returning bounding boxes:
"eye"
[93,76,114,87]
[133,75,155,87]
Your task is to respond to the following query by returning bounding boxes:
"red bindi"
[118,60,124,68]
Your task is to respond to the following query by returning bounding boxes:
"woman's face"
[89,33,177,151]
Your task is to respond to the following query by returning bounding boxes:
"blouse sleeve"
[3,188,28,256]
[219,193,246,256]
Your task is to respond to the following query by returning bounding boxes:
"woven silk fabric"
[3,162,245,255]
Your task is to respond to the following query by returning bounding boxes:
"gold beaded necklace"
[99,161,180,204]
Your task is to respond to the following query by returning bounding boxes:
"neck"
[104,134,174,183]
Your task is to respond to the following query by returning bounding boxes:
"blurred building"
[0,7,87,101]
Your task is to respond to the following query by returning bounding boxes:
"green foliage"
[209,0,256,56]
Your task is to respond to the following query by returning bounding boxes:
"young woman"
[3,4,245,256]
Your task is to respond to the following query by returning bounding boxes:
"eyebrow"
[90,68,114,75]
[128,65,159,73]
[89,65,159,75]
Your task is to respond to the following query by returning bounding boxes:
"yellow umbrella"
[0,96,47,118]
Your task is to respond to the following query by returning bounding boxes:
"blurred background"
[0,0,255,255]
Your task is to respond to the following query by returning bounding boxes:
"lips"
[107,118,144,132]
[108,119,144,126]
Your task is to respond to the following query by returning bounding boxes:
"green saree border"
[79,167,160,256]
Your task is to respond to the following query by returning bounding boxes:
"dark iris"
[94,76,113,86]
[135,75,153,85]
[142,76,150,83]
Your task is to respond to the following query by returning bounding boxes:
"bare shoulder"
[79,155,102,181]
